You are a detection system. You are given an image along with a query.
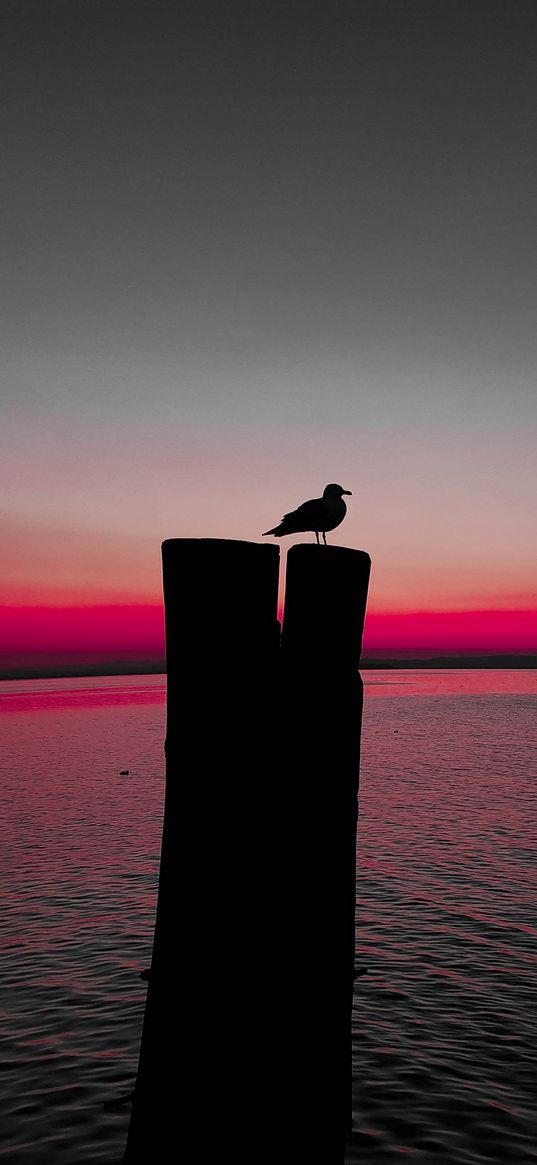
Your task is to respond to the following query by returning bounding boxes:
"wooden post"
[123,539,280,1163]
[123,538,370,1164]
[279,544,371,1161]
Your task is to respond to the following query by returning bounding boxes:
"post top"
[162,537,279,551]
[286,543,371,565]
[282,543,371,667]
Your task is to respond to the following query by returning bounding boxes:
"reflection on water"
[0,673,166,713]
[1,671,536,1163]
[349,673,536,1163]
[364,668,537,697]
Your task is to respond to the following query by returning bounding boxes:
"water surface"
[1,671,535,1163]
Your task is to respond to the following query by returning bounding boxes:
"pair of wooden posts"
[124,539,370,1164]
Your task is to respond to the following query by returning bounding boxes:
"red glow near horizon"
[0,602,536,673]
[0,605,165,655]
[361,608,537,656]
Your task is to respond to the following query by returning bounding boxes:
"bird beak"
[342,489,352,495]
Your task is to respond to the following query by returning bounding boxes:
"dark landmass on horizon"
[1,656,536,681]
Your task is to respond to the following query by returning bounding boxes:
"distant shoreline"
[1,655,536,681]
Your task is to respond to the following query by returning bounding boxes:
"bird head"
[323,483,352,497]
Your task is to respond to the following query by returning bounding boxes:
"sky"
[1,0,536,671]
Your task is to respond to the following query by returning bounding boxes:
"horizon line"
[1,653,537,682]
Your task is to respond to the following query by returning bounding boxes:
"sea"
[1,670,536,1164]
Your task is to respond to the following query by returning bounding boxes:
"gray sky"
[3,0,537,421]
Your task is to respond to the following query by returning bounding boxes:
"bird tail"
[262,524,284,537]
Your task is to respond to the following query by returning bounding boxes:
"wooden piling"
[279,544,371,1160]
[123,538,370,1164]
[123,539,280,1163]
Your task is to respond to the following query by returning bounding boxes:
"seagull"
[262,483,352,545]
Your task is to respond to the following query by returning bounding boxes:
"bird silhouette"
[263,483,352,545]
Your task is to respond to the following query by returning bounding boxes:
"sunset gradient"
[2,3,536,675]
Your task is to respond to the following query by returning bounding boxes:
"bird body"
[263,483,352,544]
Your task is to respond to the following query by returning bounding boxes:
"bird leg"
[315,531,320,545]
[322,532,327,546]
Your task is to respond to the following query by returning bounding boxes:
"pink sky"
[1,421,536,672]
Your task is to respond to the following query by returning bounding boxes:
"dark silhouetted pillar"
[279,544,371,1161]
[123,538,370,1165]
[124,539,280,1163]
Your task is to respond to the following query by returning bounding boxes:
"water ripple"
[1,671,536,1163]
